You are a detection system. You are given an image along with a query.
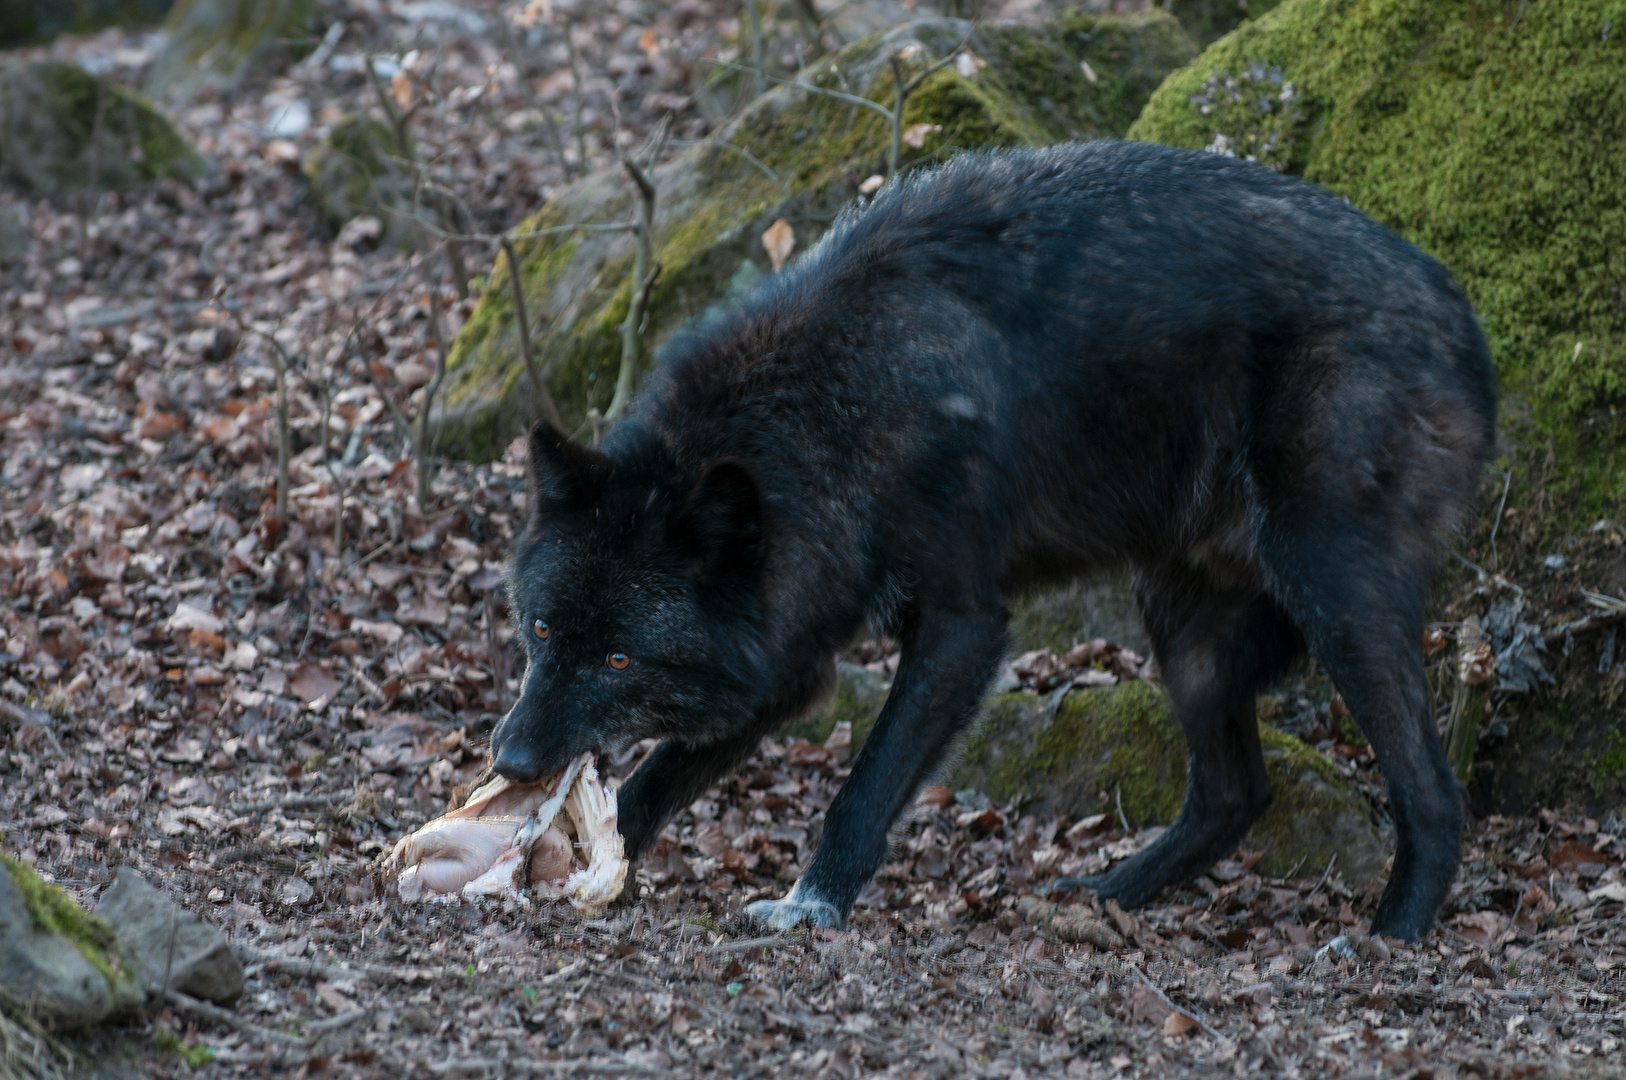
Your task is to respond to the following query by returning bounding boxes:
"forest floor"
[1,2,1624,1077]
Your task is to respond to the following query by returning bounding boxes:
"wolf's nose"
[492,741,545,783]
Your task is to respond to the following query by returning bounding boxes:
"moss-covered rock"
[301,116,419,247]
[782,662,890,748]
[0,0,173,47]
[1008,579,1149,656]
[438,12,1198,460]
[951,682,1387,882]
[145,0,316,98]
[0,853,141,1029]
[1165,0,1287,45]
[1128,0,1626,815]
[0,62,206,197]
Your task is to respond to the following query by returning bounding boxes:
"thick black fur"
[492,141,1496,941]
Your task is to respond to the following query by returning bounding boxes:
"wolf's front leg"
[617,733,766,861]
[748,595,1005,929]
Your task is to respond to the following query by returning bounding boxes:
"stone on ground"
[145,0,316,98]
[0,61,205,197]
[0,855,141,1030]
[955,682,1387,883]
[301,116,419,247]
[94,868,243,1005]
[438,11,1197,459]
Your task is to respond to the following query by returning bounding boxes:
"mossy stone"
[145,0,316,97]
[950,683,1387,883]
[0,62,205,197]
[0,853,141,1029]
[1128,0,1626,814]
[301,116,419,247]
[437,13,1197,461]
[782,662,890,748]
[0,0,173,47]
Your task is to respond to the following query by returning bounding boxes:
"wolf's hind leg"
[1065,570,1303,908]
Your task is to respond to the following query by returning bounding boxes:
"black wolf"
[492,140,1495,941]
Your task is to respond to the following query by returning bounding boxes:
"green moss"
[0,62,205,197]
[1,854,129,992]
[439,14,1197,460]
[301,117,418,246]
[1007,579,1148,655]
[782,663,890,748]
[1129,0,1626,532]
[155,1029,214,1068]
[951,683,1385,880]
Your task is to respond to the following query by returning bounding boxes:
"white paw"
[744,882,844,930]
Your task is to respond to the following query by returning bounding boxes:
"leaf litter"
[0,1,1622,1078]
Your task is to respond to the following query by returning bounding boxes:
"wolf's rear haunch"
[495,140,1495,941]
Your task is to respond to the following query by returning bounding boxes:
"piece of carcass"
[387,752,627,914]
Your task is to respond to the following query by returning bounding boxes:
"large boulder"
[437,12,1198,460]
[788,671,1386,883]
[0,62,206,197]
[0,855,141,1030]
[0,0,173,47]
[145,0,317,98]
[1128,0,1626,817]
[955,682,1387,883]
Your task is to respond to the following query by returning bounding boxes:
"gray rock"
[0,857,142,1030]
[145,0,317,99]
[93,869,243,1005]
[0,62,207,197]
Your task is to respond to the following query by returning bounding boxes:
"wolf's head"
[488,421,772,782]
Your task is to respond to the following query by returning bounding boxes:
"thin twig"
[417,290,450,506]
[1128,965,1228,1044]
[1305,852,1337,901]
[164,990,308,1051]
[500,235,564,430]
[1488,470,1511,572]
[226,792,354,815]
[213,290,293,522]
[606,158,658,422]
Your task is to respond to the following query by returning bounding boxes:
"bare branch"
[212,289,294,523]
[418,290,450,507]
[606,158,658,423]
[500,235,565,431]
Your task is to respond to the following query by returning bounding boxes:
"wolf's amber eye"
[533,620,549,641]
[608,652,630,671]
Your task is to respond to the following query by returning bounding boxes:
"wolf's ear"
[527,420,611,513]
[673,460,764,593]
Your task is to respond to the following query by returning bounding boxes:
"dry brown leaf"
[1163,1012,1199,1037]
[761,218,795,273]
[288,660,343,704]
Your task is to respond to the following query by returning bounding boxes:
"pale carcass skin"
[387,752,625,913]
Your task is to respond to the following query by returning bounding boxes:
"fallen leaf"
[1164,1012,1199,1037]
[288,660,343,705]
[761,218,795,273]
[1454,910,1508,946]
[1550,840,1607,867]
[902,123,941,149]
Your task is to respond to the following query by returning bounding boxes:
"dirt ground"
[1,2,1624,1077]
